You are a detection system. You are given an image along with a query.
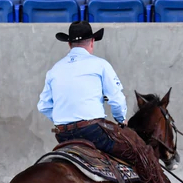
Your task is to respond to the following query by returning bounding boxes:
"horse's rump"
[35,139,139,182]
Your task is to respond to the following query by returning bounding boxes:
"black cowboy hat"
[56,21,104,43]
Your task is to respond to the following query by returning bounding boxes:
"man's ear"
[91,38,94,47]
[68,42,72,48]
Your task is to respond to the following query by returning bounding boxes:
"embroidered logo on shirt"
[116,82,120,86]
[68,55,77,63]
[114,76,121,86]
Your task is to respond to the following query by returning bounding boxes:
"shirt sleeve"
[102,62,127,123]
[37,71,54,122]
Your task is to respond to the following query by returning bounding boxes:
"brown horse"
[10,88,178,183]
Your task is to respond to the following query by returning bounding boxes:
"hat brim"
[55,28,104,42]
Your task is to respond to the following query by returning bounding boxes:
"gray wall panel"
[0,23,182,183]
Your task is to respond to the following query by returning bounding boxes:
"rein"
[151,135,174,154]
[160,163,183,183]
[170,120,183,136]
[151,106,183,154]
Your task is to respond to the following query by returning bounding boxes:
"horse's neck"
[128,116,156,147]
[129,118,162,160]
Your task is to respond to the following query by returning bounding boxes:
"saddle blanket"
[35,145,139,182]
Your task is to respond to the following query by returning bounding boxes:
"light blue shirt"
[37,47,127,125]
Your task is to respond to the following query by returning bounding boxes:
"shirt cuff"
[114,116,125,123]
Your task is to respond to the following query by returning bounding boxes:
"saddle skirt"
[35,139,139,183]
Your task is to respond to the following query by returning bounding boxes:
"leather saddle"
[35,139,139,183]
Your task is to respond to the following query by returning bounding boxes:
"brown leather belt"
[51,118,103,133]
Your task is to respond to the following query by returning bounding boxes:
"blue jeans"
[55,123,114,153]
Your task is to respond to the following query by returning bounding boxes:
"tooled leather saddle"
[34,139,139,183]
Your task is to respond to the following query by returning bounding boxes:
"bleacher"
[0,0,183,23]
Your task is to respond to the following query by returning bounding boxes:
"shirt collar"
[69,47,90,55]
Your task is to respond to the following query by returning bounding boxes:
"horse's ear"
[160,87,172,108]
[135,90,147,108]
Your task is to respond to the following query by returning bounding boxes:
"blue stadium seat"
[22,0,81,22]
[154,0,183,22]
[0,0,14,22]
[87,0,146,22]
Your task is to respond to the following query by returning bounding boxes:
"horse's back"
[10,160,100,183]
[10,139,141,183]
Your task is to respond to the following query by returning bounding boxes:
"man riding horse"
[37,21,170,183]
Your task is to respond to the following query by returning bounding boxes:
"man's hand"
[118,119,128,128]
[123,119,128,126]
